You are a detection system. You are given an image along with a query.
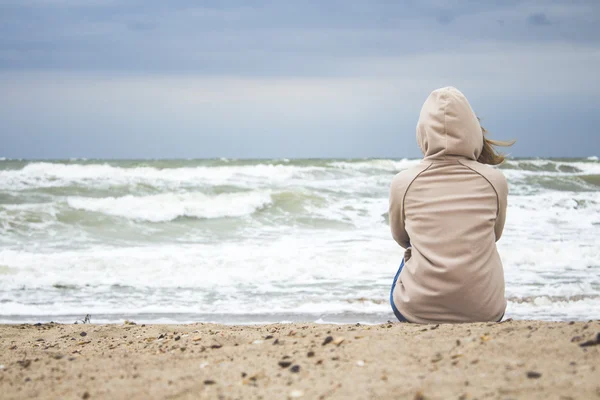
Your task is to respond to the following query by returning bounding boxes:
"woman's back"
[389,87,508,323]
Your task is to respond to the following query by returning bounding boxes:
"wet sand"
[0,320,599,399]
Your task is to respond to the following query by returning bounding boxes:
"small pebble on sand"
[414,391,426,400]
[578,333,600,347]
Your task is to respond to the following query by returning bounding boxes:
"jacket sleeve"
[494,174,509,242]
[458,160,509,242]
[389,175,411,249]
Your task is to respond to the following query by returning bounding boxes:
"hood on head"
[416,87,483,160]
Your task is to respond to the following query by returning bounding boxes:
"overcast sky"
[1,0,599,159]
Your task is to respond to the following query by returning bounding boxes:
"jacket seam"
[402,162,434,224]
[457,160,500,217]
[443,91,449,160]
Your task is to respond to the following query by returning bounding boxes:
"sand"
[0,320,599,400]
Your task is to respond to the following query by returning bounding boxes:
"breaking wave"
[67,191,273,222]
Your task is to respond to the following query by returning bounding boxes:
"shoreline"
[1,320,599,399]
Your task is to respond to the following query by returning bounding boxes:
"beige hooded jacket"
[389,87,508,324]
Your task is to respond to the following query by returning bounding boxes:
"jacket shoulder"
[390,162,433,193]
[458,160,508,197]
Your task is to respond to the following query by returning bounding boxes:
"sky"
[0,0,599,159]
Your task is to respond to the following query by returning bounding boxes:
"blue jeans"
[390,259,409,322]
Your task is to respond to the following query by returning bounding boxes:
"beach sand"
[0,320,599,399]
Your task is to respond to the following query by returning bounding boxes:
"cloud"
[1,41,598,156]
[0,0,599,76]
[436,14,454,25]
[528,12,552,26]
[127,21,157,32]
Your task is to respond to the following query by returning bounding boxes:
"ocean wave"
[67,191,273,222]
[2,159,599,193]
[0,188,388,240]
[503,173,600,192]
[0,203,60,237]
[327,159,419,172]
[0,300,391,318]
[1,295,599,323]
[501,159,600,175]
[344,294,600,305]
[502,159,580,172]
[0,162,349,191]
[578,174,600,187]
[507,294,600,304]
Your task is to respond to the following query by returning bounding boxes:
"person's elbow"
[494,219,505,242]
[392,229,411,249]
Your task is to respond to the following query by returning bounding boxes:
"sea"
[0,157,599,324]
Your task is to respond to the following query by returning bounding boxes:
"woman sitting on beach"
[389,87,514,324]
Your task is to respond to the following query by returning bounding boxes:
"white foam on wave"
[0,298,390,318]
[587,156,598,161]
[0,203,60,239]
[499,189,600,300]
[0,233,398,289]
[503,159,600,176]
[328,159,420,172]
[3,159,597,194]
[507,296,600,321]
[1,289,598,322]
[5,159,597,194]
[0,162,328,191]
[305,196,388,228]
[67,191,272,222]
[506,191,599,232]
